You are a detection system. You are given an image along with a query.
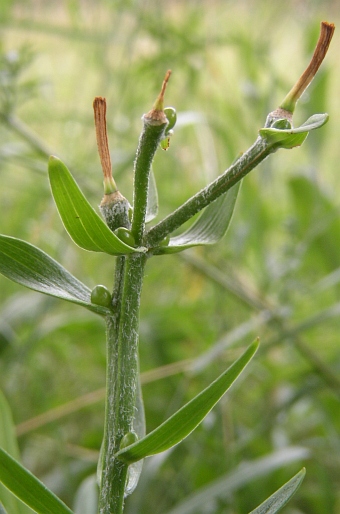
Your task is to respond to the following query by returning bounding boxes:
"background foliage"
[0,1,339,513]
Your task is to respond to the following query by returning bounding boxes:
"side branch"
[144,136,272,248]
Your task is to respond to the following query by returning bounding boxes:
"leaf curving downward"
[248,468,306,514]
[48,156,145,255]
[115,340,258,464]
[157,182,241,254]
[259,113,329,150]
[0,235,111,315]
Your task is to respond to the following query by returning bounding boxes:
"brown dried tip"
[93,97,117,193]
[280,21,335,112]
[144,70,172,125]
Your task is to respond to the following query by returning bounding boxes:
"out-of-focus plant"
[0,20,335,514]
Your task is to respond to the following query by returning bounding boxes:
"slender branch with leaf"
[0,21,335,514]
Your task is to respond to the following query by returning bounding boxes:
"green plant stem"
[131,121,167,246]
[98,253,147,514]
[144,135,274,248]
[1,113,53,158]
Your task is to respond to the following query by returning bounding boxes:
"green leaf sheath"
[144,136,272,248]
[158,181,241,254]
[115,340,259,464]
[98,253,147,514]
[131,120,167,246]
[248,468,306,514]
[48,156,140,255]
[259,113,329,149]
[145,169,159,223]
[0,235,110,315]
[0,448,74,514]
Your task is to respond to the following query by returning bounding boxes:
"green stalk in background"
[0,20,335,514]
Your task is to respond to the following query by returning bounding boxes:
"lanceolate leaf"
[0,235,111,316]
[157,182,241,254]
[248,468,306,514]
[48,156,144,255]
[0,448,74,514]
[0,391,33,514]
[115,340,259,464]
[164,447,308,514]
[259,113,329,150]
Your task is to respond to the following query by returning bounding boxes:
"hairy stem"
[144,135,274,248]
[131,71,170,246]
[131,122,167,246]
[98,253,147,514]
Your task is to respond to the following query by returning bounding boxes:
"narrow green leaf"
[248,468,306,514]
[260,130,308,150]
[290,113,329,132]
[0,391,33,514]
[158,181,241,254]
[165,447,309,514]
[116,340,259,464]
[48,156,144,255]
[259,113,329,149]
[0,235,111,316]
[0,448,74,514]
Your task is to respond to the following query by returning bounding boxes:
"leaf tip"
[252,337,260,353]
[49,155,59,164]
[48,155,63,174]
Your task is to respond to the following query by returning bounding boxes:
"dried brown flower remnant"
[144,70,172,125]
[280,21,335,112]
[93,97,131,230]
[93,96,117,193]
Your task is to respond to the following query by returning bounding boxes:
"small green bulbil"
[164,106,177,133]
[120,431,138,450]
[271,118,292,130]
[115,227,136,247]
[91,285,112,307]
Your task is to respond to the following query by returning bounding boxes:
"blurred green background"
[0,1,340,513]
